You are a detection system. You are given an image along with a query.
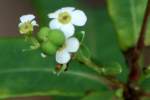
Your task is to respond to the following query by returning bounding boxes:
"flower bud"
[41,41,58,55]
[48,29,65,46]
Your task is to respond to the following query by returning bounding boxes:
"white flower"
[48,7,87,38]
[56,37,80,64]
[19,14,38,34]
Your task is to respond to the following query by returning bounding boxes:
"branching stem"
[124,0,150,99]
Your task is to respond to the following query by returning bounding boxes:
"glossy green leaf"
[145,17,150,46]
[107,0,148,51]
[0,38,109,99]
[52,96,80,100]
[81,91,115,100]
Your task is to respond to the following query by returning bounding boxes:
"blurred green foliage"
[107,0,148,51]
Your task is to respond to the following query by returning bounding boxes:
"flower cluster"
[18,7,87,66]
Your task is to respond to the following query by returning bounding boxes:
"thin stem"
[78,58,124,89]
[81,58,102,74]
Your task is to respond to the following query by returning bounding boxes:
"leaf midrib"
[0,68,101,83]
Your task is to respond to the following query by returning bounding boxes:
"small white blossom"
[19,14,38,34]
[48,7,87,38]
[56,37,80,64]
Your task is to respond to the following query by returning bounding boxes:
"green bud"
[37,27,51,42]
[101,62,122,76]
[48,29,65,46]
[19,22,33,34]
[41,41,58,55]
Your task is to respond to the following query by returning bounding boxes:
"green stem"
[81,58,102,74]
[27,36,40,50]
[77,58,124,90]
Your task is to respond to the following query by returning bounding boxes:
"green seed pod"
[48,29,65,46]
[37,27,51,42]
[41,41,58,55]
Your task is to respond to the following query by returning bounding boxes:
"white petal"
[20,14,35,23]
[56,50,71,64]
[48,13,57,19]
[61,7,75,12]
[31,20,38,26]
[49,19,62,29]
[48,9,61,18]
[71,10,87,26]
[60,24,75,38]
[65,37,80,53]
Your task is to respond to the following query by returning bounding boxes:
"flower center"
[19,21,33,34]
[58,12,71,24]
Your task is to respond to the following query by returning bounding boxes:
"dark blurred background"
[0,0,35,36]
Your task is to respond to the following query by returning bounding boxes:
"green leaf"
[81,91,115,100]
[145,17,150,46]
[107,0,148,51]
[52,96,80,100]
[0,38,109,99]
